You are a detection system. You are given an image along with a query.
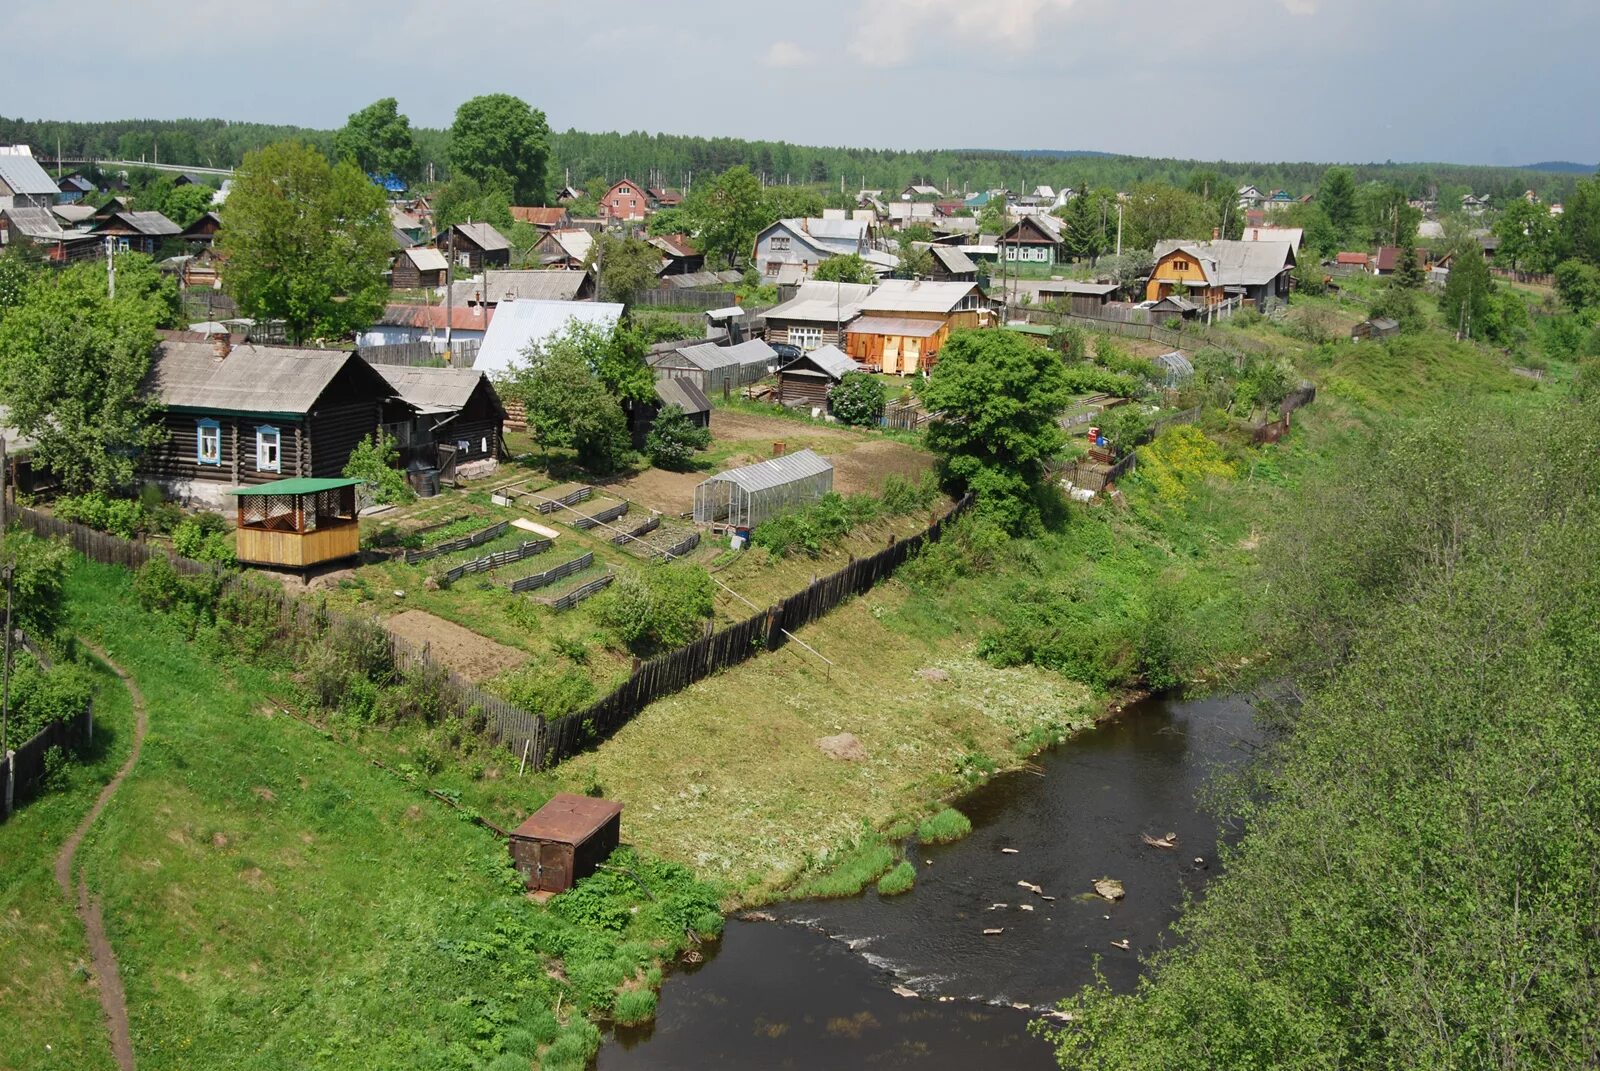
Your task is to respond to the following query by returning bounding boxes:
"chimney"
[211,332,231,359]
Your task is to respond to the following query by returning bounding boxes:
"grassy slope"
[46,561,677,1071]
[0,653,131,1071]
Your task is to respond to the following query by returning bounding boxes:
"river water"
[598,690,1261,1070]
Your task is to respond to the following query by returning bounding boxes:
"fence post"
[2,751,11,818]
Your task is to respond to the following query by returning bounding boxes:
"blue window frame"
[196,419,221,465]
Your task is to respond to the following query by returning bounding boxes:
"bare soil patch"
[705,408,857,444]
[824,439,935,495]
[384,608,529,682]
[596,466,701,516]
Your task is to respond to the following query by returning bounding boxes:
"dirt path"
[54,643,144,1071]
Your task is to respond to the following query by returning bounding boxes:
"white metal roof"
[703,448,832,494]
[0,147,57,196]
[473,299,623,375]
[403,246,449,272]
[671,339,777,372]
[859,279,979,314]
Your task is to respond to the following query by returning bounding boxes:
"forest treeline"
[0,114,1588,203]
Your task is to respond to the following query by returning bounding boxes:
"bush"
[612,988,658,1026]
[879,471,939,515]
[0,529,71,638]
[8,657,93,741]
[876,860,916,896]
[1060,363,1142,398]
[829,372,887,426]
[54,492,146,537]
[171,515,236,564]
[593,563,714,655]
[493,661,597,717]
[916,807,973,843]
[751,491,883,558]
[645,404,711,470]
[1135,424,1236,506]
[342,431,413,505]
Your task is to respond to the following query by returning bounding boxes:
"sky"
[3,0,1597,167]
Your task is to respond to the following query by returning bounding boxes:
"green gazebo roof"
[226,477,363,497]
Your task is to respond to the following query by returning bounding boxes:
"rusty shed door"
[539,841,571,893]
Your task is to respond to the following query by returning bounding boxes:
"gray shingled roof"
[2,206,65,239]
[144,338,387,415]
[1153,239,1295,287]
[671,339,778,372]
[377,365,495,416]
[656,377,710,415]
[777,344,860,380]
[0,150,57,196]
[451,221,511,252]
[451,270,589,305]
[96,210,182,237]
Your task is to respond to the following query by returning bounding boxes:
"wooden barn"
[179,211,224,247]
[140,333,400,505]
[509,794,623,894]
[1037,280,1120,317]
[436,221,511,272]
[844,316,947,376]
[775,344,862,410]
[391,245,449,289]
[376,365,507,474]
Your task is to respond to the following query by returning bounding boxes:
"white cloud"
[765,41,816,68]
[849,0,1080,65]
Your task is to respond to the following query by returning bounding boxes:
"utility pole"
[444,228,455,357]
[105,237,117,299]
[1115,201,1124,258]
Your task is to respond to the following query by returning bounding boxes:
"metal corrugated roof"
[926,245,977,273]
[1038,280,1119,296]
[451,221,510,252]
[846,316,945,338]
[0,149,57,196]
[859,279,978,314]
[778,344,860,379]
[473,299,623,375]
[656,377,710,414]
[98,210,182,236]
[2,206,65,239]
[452,270,589,305]
[403,246,449,272]
[1153,239,1294,287]
[672,339,777,372]
[377,365,492,415]
[765,281,875,324]
[704,448,832,494]
[511,793,622,844]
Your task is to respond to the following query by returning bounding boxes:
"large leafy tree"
[1356,182,1422,248]
[1440,245,1495,340]
[449,94,550,206]
[0,263,165,493]
[1559,174,1600,267]
[1121,182,1210,251]
[218,140,391,344]
[430,174,514,231]
[588,234,661,305]
[922,329,1071,532]
[1318,166,1358,238]
[813,254,876,284]
[497,336,629,471]
[334,97,420,184]
[682,165,767,267]
[1494,197,1558,272]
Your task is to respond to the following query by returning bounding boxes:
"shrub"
[342,431,413,505]
[0,528,71,638]
[493,661,597,717]
[876,860,916,896]
[645,403,711,470]
[916,807,973,844]
[1136,424,1237,506]
[829,372,887,426]
[171,516,236,564]
[593,563,713,655]
[612,988,658,1026]
[541,1019,601,1071]
[1060,363,1141,398]
[54,492,146,538]
[879,471,939,515]
[8,658,93,741]
[751,491,883,558]
[789,835,898,899]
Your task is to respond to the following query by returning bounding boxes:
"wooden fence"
[635,288,738,309]
[610,515,661,545]
[2,631,94,820]
[1015,305,1277,357]
[536,573,615,611]
[360,340,481,368]
[534,486,592,514]
[437,539,552,587]
[509,552,594,594]
[572,502,629,531]
[651,531,701,561]
[533,493,974,766]
[1490,267,1554,287]
[403,521,510,564]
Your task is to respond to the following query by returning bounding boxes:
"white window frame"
[771,235,791,251]
[196,419,221,466]
[790,326,823,350]
[256,425,281,473]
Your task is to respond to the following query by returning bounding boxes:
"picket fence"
[403,521,510,564]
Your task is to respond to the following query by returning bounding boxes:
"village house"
[921,244,979,282]
[533,227,594,270]
[357,303,494,351]
[763,280,876,350]
[1,205,98,262]
[845,278,990,374]
[600,179,650,222]
[390,204,429,246]
[390,246,450,289]
[1037,280,1120,317]
[56,173,95,203]
[51,203,97,230]
[1146,239,1296,310]
[179,211,224,247]
[647,187,683,208]
[648,232,704,276]
[435,221,512,272]
[92,209,182,255]
[774,344,863,410]
[1236,185,1265,210]
[449,270,596,306]
[886,200,936,225]
[0,147,57,212]
[753,216,872,281]
[901,183,944,201]
[859,278,990,329]
[140,333,401,507]
[1372,245,1425,276]
[999,215,1064,264]
[509,206,572,232]
[1335,251,1371,271]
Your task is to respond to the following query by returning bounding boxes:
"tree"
[646,207,689,237]
[430,174,514,231]
[588,233,660,305]
[828,372,886,427]
[160,183,214,228]
[1495,197,1559,272]
[1394,243,1425,290]
[519,318,656,405]
[497,323,638,471]
[1356,181,1421,247]
[923,329,1072,532]
[1285,202,1340,258]
[896,243,934,279]
[1553,258,1600,312]
[342,432,412,505]
[0,265,164,494]
[334,97,420,184]
[814,254,876,285]
[448,94,551,205]
[1440,247,1494,340]
[977,198,1010,236]
[218,140,390,344]
[762,185,825,221]
[644,404,711,470]
[1122,182,1210,251]
[682,165,766,267]
[1560,175,1600,267]
[898,222,935,245]
[1318,166,1357,238]
[0,246,41,323]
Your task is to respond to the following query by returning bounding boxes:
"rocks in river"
[982,928,1004,936]
[1140,831,1179,849]
[1192,856,1208,869]
[999,847,1019,855]
[1019,904,1034,912]
[1092,878,1125,901]
[891,985,919,999]
[1110,938,1131,950]
[989,903,1008,910]
[1016,880,1043,895]
[816,733,867,761]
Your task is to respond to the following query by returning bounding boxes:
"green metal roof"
[226,477,362,497]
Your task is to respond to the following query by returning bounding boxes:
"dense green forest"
[1,114,1589,203]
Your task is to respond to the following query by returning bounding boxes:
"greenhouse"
[1154,350,1195,388]
[693,449,834,530]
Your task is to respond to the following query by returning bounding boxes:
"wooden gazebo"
[228,477,362,569]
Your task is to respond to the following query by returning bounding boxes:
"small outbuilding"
[508,793,623,894]
[694,448,834,531]
[775,344,862,410]
[1350,317,1400,342]
[228,477,362,570]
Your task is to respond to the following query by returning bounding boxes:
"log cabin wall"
[142,412,306,486]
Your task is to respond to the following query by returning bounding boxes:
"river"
[598,690,1261,1070]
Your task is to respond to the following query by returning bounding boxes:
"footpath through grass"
[0,650,132,1071]
[27,560,717,1071]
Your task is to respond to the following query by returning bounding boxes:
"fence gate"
[437,443,459,485]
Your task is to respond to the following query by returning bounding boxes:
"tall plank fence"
[15,493,976,772]
[635,288,738,309]
[1,630,94,820]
